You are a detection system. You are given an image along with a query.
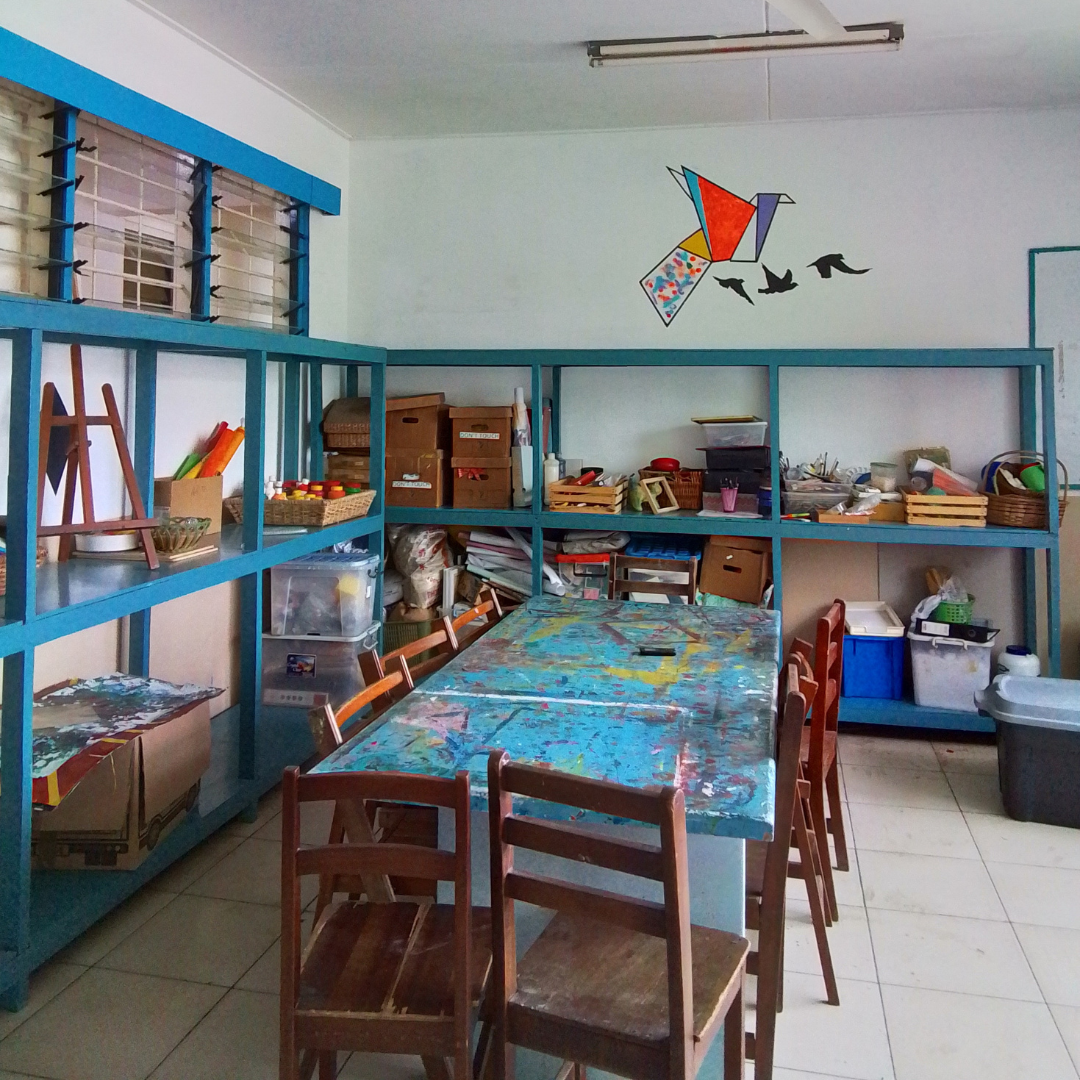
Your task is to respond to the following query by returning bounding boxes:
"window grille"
[73,114,195,315]
[210,168,294,332]
[0,77,54,299]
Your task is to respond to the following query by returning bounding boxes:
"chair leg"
[795,811,840,1006]
[809,785,840,922]
[825,760,850,872]
[777,899,785,1013]
[754,902,782,1080]
[317,1052,336,1079]
[724,978,746,1080]
[422,1057,452,1080]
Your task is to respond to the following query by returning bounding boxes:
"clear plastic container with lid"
[270,552,379,637]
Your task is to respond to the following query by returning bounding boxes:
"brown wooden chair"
[792,599,850,920]
[488,750,748,1080]
[745,663,838,1080]
[451,585,504,650]
[608,554,698,604]
[280,766,493,1080]
[383,621,459,684]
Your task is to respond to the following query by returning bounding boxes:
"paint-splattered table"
[316,596,779,1078]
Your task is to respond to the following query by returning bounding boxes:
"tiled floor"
[1,733,1080,1079]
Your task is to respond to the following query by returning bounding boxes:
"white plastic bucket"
[908,630,992,713]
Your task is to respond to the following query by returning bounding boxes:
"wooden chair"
[383,621,459,684]
[451,585,504,650]
[280,766,493,1080]
[745,663,838,1080]
[488,750,749,1080]
[608,554,698,604]
[792,599,850,920]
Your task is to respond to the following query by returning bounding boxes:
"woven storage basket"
[322,398,371,450]
[640,468,703,510]
[0,546,48,596]
[224,489,375,528]
[982,452,1067,529]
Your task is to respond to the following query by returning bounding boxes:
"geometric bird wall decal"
[808,253,871,278]
[758,266,798,294]
[715,276,755,305]
[641,166,794,325]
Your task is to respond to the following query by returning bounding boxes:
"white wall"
[350,108,1080,648]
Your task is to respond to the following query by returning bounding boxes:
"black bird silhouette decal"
[759,266,798,294]
[809,253,871,278]
[714,276,754,305]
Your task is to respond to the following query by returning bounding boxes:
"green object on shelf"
[1020,463,1046,492]
[933,598,975,624]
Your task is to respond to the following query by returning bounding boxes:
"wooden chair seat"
[799,727,837,770]
[510,911,746,1059]
[299,899,492,1025]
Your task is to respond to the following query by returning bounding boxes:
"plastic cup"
[870,462,898,493]
[721,486,739,512]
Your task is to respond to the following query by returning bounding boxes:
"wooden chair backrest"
[307,669,405,761]
[280,767,473,1068]
[382,621,458,684]
[807,601,844,772]
[488,750,696,1077]
[608,554,698,604]
[451,586,504,640]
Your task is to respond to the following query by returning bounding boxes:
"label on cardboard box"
[459,431,501,440]
[393,480,433,489]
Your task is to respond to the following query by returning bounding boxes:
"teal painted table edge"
[314,597,780,841]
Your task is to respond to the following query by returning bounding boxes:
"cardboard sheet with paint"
[15,675,222,807]
[315,596,780,839]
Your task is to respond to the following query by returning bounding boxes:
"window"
[0,77,53,299]
[73,115,194,315]
[210,169,294,331]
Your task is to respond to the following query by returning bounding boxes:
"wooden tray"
[904,493,988,528]
[224,489,376,527]
[548,479,628,514]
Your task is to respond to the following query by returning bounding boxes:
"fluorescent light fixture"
[587,22,903,66]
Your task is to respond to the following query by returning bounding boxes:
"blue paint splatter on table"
[314,597,780,839]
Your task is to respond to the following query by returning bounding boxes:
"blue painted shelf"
[840,697,995,735]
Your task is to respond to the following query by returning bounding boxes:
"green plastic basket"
[932,598,974,624]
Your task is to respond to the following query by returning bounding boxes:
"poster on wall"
[641,166,869,325]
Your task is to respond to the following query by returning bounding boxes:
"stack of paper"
[463,529,561,600]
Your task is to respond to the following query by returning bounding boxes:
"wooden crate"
[548,478,628,514]
[904,493,988,528]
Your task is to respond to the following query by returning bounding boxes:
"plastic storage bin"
[909,629,992,713]
[261,623,380,709]
[693,418,768,448]
[270,552,378,637]
[976,675,1080,827]
[842,635,904,699]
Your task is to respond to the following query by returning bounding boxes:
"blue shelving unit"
[0,295,386,1009]
[383,347,1060,732]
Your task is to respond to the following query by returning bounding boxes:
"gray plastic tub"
[976,675,1080,828]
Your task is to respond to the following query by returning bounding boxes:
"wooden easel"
[37,339,159,569]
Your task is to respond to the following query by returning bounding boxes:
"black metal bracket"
[38,174,83,198]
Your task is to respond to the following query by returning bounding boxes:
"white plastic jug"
[996,645,1041,678]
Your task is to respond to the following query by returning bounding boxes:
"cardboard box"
[452,456,513,508]
[386,393,450,451]
[700,534,772,603]
[449,406,513,458]
[386,449,448,507]
[153,474,224,535]
[31,701,211,870]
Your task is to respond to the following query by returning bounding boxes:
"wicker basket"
[224,489,376,528]
[982,452,1067,529]
[322,398,371,450]
[0,546,48,595]
[639,468,703,510]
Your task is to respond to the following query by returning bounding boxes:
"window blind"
[0,77,54,299]
[210,168,294,332]
[73,114,195,315]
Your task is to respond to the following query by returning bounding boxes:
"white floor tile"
[1051,1005,1080,1075]
[223,788,283,838]
[846,803,979,860]
[146,830,244,894]
[843,766,957,811]
[252,799,336,846]
[783,900,877,983]
[859,850,1007,920]
[185,838,295,908]
[932,740,998,775]
[0,963,86,1042]
[772,971,894,1080]
[945,771,1005,816]
[868,908,1041,1000]
[235,909,312,995]
[828,851,866,908]
[966,813,1080,870]
[1015,924,1080,1007]
[987,862,1080,930]
[0,1071,53,1079]
[0,969,223,1080]
[882,984,1078,1080]
[839,735,941,772]
[337,1053,427,1079]
[147,989,278,1080]
[97,894,282,987]
[57,889,177,967]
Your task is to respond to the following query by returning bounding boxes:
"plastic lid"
[975,674,1080,731]
[278,551,378,569]
[1005,645,1032,655]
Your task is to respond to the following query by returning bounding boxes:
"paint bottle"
[996,646,1041,678]
[543,453,559,506]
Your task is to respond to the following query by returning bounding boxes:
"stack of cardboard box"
[385,394,451,506]
[449,406,514,508]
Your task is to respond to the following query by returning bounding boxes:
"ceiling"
[135,0,1080,137]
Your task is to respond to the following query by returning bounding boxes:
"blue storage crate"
[842,634,904,699]
[624,534,703,560]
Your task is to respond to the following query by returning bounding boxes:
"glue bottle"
[543,453,559,505]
